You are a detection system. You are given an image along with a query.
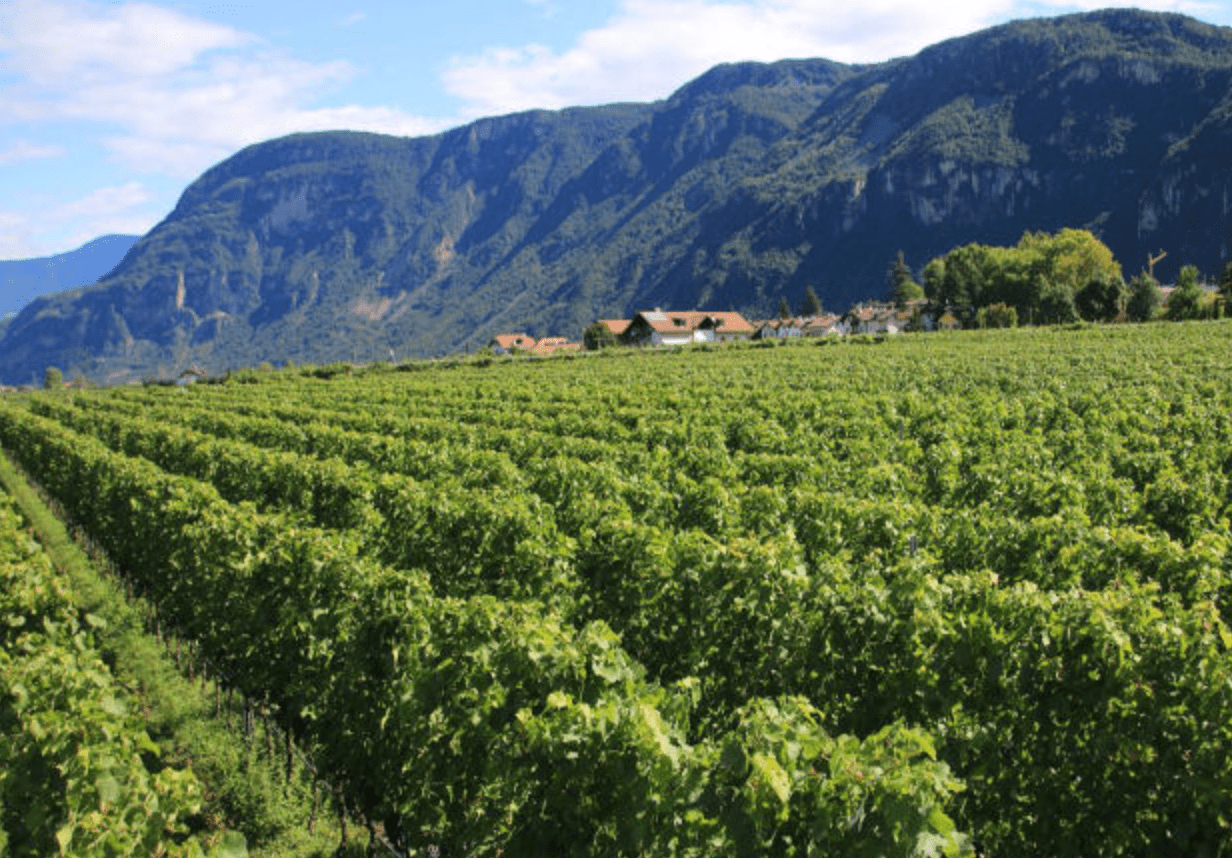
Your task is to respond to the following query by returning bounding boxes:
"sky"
[1,0,1230,261]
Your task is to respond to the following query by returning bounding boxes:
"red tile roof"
[599,319,632,336]
[491,334,536,350]
[633,310,754,335]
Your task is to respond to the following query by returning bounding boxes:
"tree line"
[904,228,1230,327]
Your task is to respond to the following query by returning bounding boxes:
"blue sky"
[2,0,1229,260]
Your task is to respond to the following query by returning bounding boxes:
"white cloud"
[60,186,154,249]
[50,182,154,221]
[0,182,158,258]
[0,140,67,165]
[0,0,449,181]
[443,0,996,116]
[0,212,41,260]
[442,0,1230,118]
[0,0,251,84]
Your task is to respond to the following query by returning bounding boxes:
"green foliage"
[922,258,946,305]
[888,252,924,308]
[925,229,1122,325]
[1216,261,1232,317]
[5,321,1232,856]
[0,492,211,857]
[1126,272,1163,322]
[976,302,1017,328]
[799,285,823,316]
[9,10,1232,384]
[1166,264,1208,320]
[1219,261,1232,300]
[43,366,62,390]
[583,321,617,350]
[1075,276,1126,321]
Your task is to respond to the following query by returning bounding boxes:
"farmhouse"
[597,319,632,339]
[801,314,847,336]
[754,318,803,339]
[621,310,754,346]
[490,334,537,354]
[753,314,848,339]
[530,337,583,356]
[842,303,921,335]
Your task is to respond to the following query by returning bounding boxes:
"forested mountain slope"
[2,9,1230,384]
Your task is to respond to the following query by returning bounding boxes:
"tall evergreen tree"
[799,285,823,316]
[889,251,925,308]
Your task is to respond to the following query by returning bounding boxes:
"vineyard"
[3,322,1232,856]
[0,482,210,855]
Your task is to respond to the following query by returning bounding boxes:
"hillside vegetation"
[2,10,1232,383]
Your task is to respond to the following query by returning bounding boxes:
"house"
[530,337,583,356]
[843,303,912,335]
[622,310,755,346]
[176,366,207,387]
[801,314,846,337]
[776,318,805,338]
[697,312,756,342]
[754,318,804,339]
[753,314,849,338]
[901,300,937,331]
[597,319,632,339]
[753,320,780,340]
[490,334,537,354]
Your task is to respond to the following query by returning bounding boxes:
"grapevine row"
[0,405,968,857]
[0,489,209,857]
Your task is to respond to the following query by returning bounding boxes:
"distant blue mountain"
[0,235,139,318]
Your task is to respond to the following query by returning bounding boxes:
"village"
[488,300,954,355]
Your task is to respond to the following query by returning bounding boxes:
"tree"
[937,243,994,321]
[1126,272,1162,322]
[1017,228,1122,296]
[976,302,1018,329]
[43,366,62,390]
[583,321,617,350]
[1218,261,1232,318]
[799,285,822,316]
[1036,279,1079,325]
[926,229,1123,326]
[888,251,924,308]
[1075,277,1126,322]
[777,297,791,319]
[1166,265,1206,321]
[922,258,946,305]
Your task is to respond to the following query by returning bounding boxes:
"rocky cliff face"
[3,9,1231,384]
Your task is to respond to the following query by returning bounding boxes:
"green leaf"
[55,823,74,851]
[99,694,126,717]
[95,773,121,806]
[750,752,791,806]
[208,830,249,858]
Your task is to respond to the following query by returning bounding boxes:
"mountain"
[0,234,138,320]
[3,9,1232,384]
